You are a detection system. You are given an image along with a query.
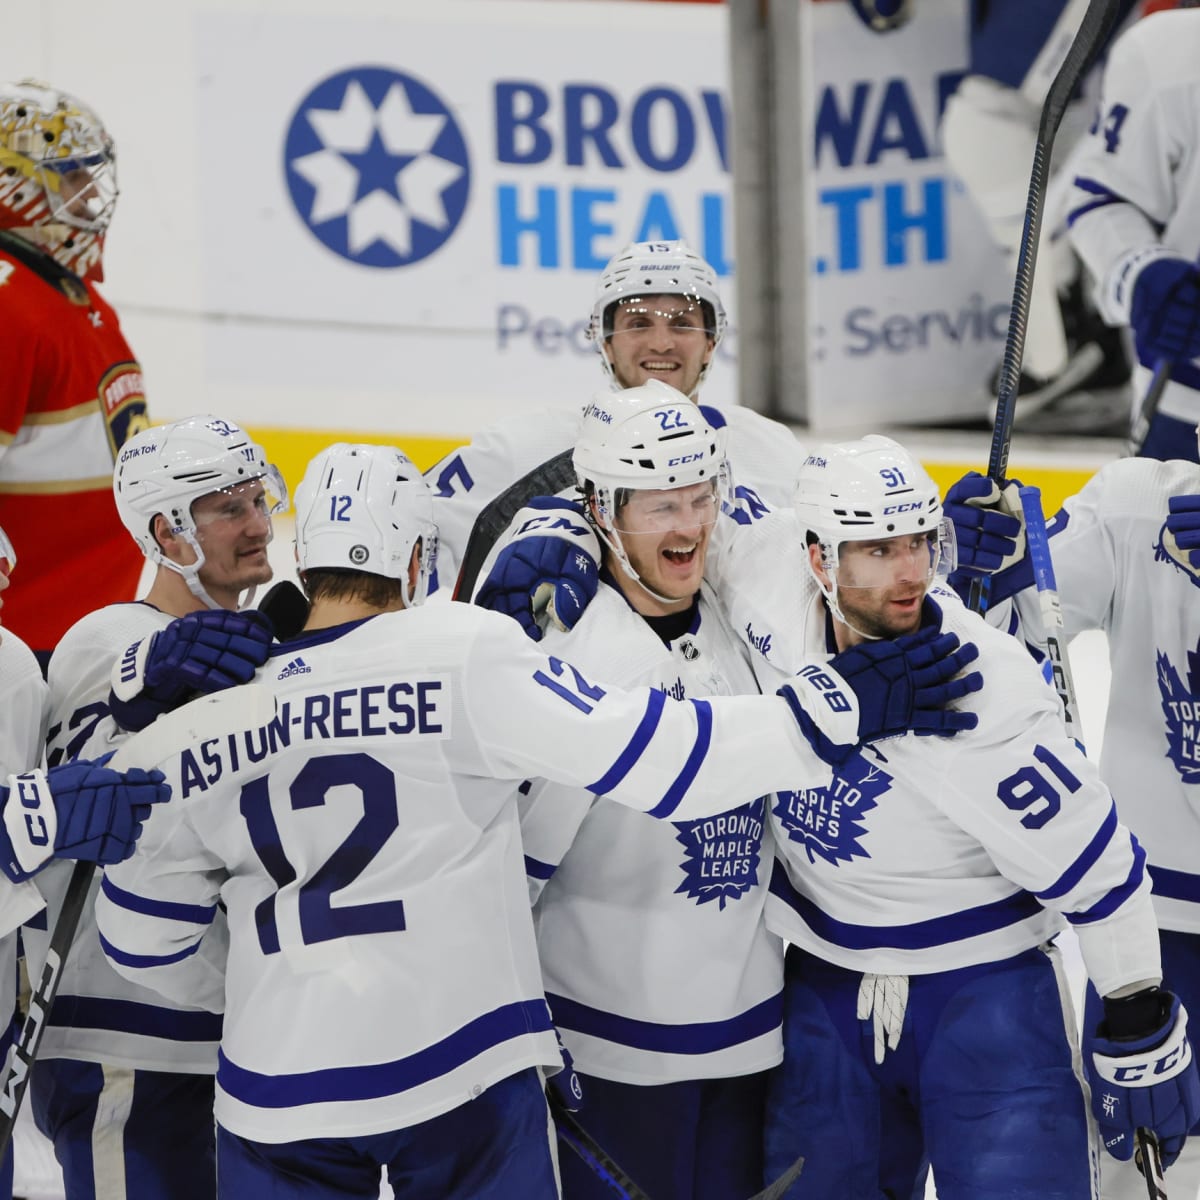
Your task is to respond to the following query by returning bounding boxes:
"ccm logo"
[668,452,703,467]
[797,664,852,713]
[883,502,923,514]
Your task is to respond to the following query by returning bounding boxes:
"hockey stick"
[1020,487,1169,1192]
[1127,359,1172,458]
[452,448,576,602]
[1135,1126,1168,1200]
[0,683,277,1155]
[967,0,1123,615]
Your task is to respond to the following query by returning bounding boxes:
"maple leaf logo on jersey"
[283,66,470,268]
[771,754,891,867]
[1154,522,1200,591]
[1156,646,1200,782]
[672,797,765,910]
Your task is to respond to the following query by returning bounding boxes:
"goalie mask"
[794,435,956,638]
[114,415,287,609]
[294,444,438,609]
[587,240,726,397]
[0,79,117,282]
[574,380,730,605]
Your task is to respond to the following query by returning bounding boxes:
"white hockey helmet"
[794,434,955,599]
[587,240,727,385]
[0,79,117,281]
[293,443,438,608]
[114,415,286,606]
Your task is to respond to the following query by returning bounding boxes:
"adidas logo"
[277,656,312,679]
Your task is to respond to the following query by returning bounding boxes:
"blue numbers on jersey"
[995,744,1081,830]
[431,455,474,499]
[1090,102,1129,154]
[532,656,607,714]
[240,752,406,955]
[328,495,352,522]
[45,702,109,768]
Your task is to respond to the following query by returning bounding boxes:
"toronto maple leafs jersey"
[34,601,224,1072]
[525,581,783,1085]
[708,512,1160,997]
[1013,457,1200,936]
[1067,9,1200,429]
[425,400,806,584]
[94,603,836,1143]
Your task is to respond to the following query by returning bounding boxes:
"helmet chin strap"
[595,523,683,608]
[158,531,262,613]
[808,560,885,644]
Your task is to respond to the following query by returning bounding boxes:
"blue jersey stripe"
[1068,838,1147,926]
[525,855,555,881]
[101,873,219,926]
[47,992,222,1042]
[217,998,553,1109]
[1038,805,1118,901]
[546,990,781,1055]
[98,928,205,971]
[647,699,714,819]
[769,860,1043,950]
[1148,865,1200,904]
[587,689,667,796]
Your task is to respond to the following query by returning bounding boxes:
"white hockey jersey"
[526,583,783,1085]
[425,401,806,585]
[95,603,836,1143]
[0,628,49,1044]
[1067,9,1200,429]
[37,602,224,1072]
[1014,457,1200,936]
[708,512,1161,998]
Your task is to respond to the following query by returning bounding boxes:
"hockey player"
[850,1,1135,430]
[0,79,150,667]
[424,239,806,589]
[33,416,284,1200]
[1067,6,1200,461]
[947,428,1200,1195]
[0,526,168,1200]
[706,436,1198,1198]
[92,442,981,1200]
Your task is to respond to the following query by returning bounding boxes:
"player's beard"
[836,584,925,641]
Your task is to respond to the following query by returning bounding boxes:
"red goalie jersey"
[0,233,149,658]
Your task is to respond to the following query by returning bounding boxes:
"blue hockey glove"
[1167,494,1200,568]
[944,471,1035,606]
[109,608,274,732]
[0,761,170,883]
[778,627,981,766]
[474,498,600,642]
[847,0,911,31]
[546,1031,584,1113]
[1085,988,1200,1167]
[1130,257,1200,365]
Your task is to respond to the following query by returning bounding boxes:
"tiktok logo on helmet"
[283,66,471,269]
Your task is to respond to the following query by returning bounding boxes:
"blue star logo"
[283,66,470,268]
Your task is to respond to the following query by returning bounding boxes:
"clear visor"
[42,152,117,232]
[822,521,957,590]
[610,477,723,535]
[0,527,14,576]
[607,297,717,342]
[190,468,289,536]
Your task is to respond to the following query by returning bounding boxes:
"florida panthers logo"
[772,754,891,866]
[1157,644,1200,781]
[672,797,765,910]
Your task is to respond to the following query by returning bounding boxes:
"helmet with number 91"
[587,240,727,394]
[294,443,438,608]
[0,79,117,282]
[114,415,287,607]
[794,435,956,625]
